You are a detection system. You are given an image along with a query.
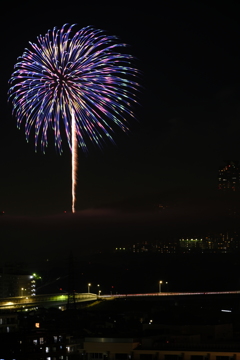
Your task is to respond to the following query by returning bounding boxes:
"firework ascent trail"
[71,110,77,213]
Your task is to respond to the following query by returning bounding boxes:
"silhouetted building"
[179,238,203,252]
[0,273,36,298]
[115,240,178,254]
[218,161,240,191]
[0,312,18,333]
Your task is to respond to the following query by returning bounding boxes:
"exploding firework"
[8,24,140,213]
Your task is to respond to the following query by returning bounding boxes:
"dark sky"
[0,0,240,262]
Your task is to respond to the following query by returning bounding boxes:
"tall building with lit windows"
[218,161,240,191]
[0,273,36,298]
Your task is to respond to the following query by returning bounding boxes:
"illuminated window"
[46,347,49,353]
[40,337,44,344]
[33,339,38,345]
[53,335,58,343]
[35,323,40,328]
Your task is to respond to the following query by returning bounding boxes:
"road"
[104,290,240,298]
[0,290,239,310]
[0,292,97,310]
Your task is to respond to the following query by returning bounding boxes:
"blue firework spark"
[8,24,140,153]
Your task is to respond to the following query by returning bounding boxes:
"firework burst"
[8,24,140,212]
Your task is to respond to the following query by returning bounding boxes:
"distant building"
[82,336,240,360]
[18,330,67,359]
[0,328,67,359]
[0,273,36,298]
[179,238,203,252]
[218,160,240,191]
[114,231,240,255]
[115,240,178,254]
[84,337,140,358]
[0,313,18,333]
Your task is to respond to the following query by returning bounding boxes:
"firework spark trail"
[71,110,77,213]
[8,24,140,213]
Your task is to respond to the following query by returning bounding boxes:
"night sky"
[1,0,240,263]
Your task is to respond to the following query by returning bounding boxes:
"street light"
[98,290,101,296]
[159,280,163,293]
[88,283,91,293]
[97,284,101,295]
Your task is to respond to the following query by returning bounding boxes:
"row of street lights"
[87,282,168,295]
[159,280,168,293]
[21,288,26,297]
[88,283,101,296]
